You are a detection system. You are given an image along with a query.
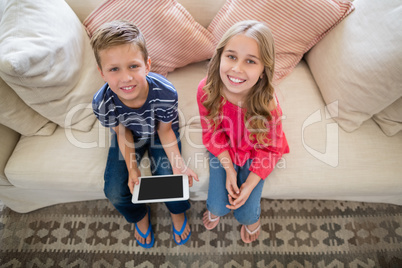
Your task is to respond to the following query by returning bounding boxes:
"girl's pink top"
[197,77,290,180]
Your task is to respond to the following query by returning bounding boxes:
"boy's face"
[98,44,151,108]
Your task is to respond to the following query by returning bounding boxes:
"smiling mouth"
[228,75,246,84]
[121,85,135,92]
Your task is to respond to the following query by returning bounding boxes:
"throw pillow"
[0,78,57,136]
[305,0,402,132]
[83,0,216,76]
[208,0,354,84]
[373,98,402,137]
[0,0,102,131]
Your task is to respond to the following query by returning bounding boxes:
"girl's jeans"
[104,130,190,223]
[206,152,265,225]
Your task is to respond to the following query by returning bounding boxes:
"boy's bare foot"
[171,212,191,244]
[202,210,220,230]
[135,211,153,245]
[240,219,261,243]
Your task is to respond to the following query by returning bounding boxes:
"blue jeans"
[206,152,265,225]
[104,130,190,223]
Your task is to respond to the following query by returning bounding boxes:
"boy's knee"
[104,185,125,205]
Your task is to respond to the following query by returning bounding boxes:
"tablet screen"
[138,175,183,201]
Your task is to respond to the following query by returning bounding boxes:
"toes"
[180,224,190,241]
[175,234,182,243]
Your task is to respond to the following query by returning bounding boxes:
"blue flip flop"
[172,213,191,245]
[134,206,154,248]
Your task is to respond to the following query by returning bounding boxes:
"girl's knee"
[207,201,230,217]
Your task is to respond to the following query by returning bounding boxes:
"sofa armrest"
[0,124,20,185]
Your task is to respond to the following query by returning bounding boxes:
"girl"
[197,20,289,243]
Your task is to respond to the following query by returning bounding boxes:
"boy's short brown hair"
[90,20,148,70]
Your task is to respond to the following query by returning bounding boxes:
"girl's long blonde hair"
[202,20,276,146]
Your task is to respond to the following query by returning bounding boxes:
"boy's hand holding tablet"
[132,174,190,204]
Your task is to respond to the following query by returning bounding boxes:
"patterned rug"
[1,199,401,267]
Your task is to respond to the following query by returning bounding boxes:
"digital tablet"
[132,174,189,204]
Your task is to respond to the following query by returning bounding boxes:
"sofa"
[0,0,401,213]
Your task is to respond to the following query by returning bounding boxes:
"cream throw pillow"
[0,0,103,131]
[373,98,402,137]
[0,78,57,136]
[305,0,402,132]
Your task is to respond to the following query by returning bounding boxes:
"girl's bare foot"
[240,219,261,243]
[202,210,220,230]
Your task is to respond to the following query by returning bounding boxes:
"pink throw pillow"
[84,0,216,76]
[208,0,354,83]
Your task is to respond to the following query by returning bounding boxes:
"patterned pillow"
[208,0,354,84]
[83,0,216,76]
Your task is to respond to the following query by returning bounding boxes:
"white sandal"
[241,223,261,243]
[245,224,260,235]
[203,210,220,230]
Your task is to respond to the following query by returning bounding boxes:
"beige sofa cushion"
[66,0,105,22]
[373,98,402,137]
[0,124,20,186]
[0,78,57,136]
[4,61,402,206]
[167,61,209,125]
[208,0,354,83]
[269,61,402,203]
[0,0,4,18]
[83,0,216,76]
[178,0,226,28]
[0,0,103,131]
[305,0,402,133]
[5,122,109,191]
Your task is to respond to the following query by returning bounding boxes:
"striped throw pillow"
[84,0,216,76]
[208,0,354,84]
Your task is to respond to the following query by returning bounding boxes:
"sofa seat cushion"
[5,123,109,191]
[266,61,402,204]
[0,124,20,186]
[167,61,209,126]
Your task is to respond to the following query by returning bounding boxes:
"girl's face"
[98,43,151,108]
[220,34,264,103]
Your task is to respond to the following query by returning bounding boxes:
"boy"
[91,20,198,248]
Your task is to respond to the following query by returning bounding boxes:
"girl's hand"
[226,168,240,200]
[226,172,261,210]
[226,181,254,210]
[128,168,141,194]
